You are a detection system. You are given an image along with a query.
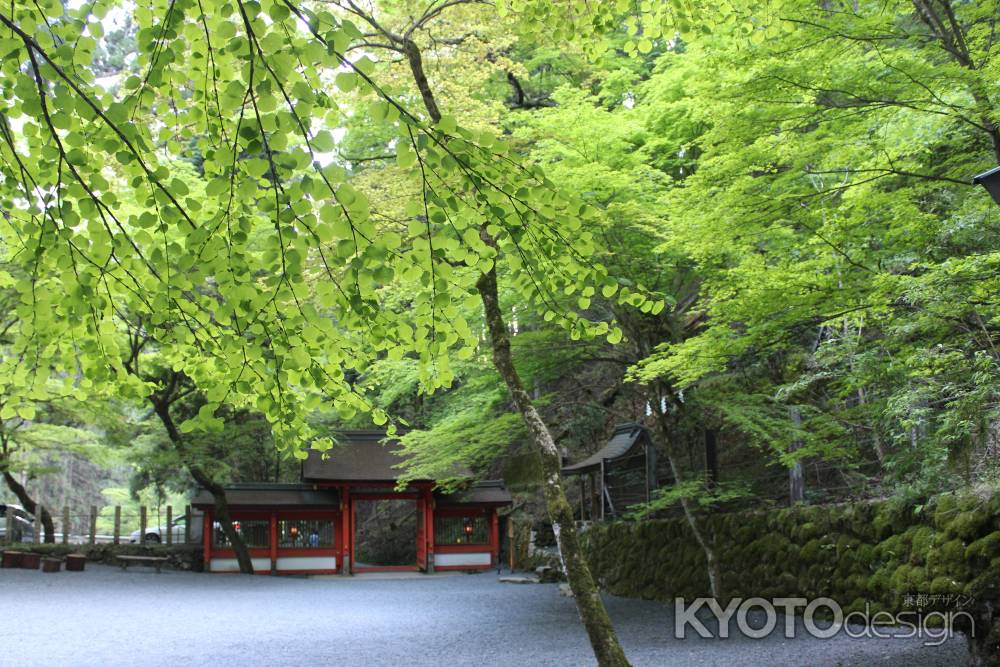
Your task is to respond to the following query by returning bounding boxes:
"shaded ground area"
[0,565,968,666]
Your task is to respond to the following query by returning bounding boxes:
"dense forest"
[0,0,997,663]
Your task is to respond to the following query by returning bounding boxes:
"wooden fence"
[2,504,200,546]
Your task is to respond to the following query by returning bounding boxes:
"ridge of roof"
[561,422,650,474]
[301,429,471,482]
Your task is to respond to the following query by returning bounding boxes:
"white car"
[0,504,35,543]
[128,512,203,544]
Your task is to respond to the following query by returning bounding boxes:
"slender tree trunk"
[788,407,805,505]
[1,469,55,542]
[651,408,723,600]
[664,453,723,599]
[704,429,718,490]
[857,387,886,464]
[151,400,254,574]
[478,267,631,667]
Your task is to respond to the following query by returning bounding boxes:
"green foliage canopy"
[0,0,659,457]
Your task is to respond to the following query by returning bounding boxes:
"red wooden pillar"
[490,509,499,568]
[420,487,435,573]
[202,510,212,572]
[269,511,278,574]
[416,491,426,571]
[340,484,351,575]
[426,490,435,573]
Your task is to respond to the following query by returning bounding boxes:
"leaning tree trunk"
[478,266,631,667]
[1,468,55,542]
[151,401,254,574]
[393,31,629,665]
[187,466,253,573]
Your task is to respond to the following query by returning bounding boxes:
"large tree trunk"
[151,400,254,574]
[1,468,55,542]
[478,266,631,667]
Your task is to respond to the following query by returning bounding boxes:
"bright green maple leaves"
[497,0,785,58]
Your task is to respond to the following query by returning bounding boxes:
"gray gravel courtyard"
[0,565,969,666]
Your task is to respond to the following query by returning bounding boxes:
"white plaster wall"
[276,556,337,571]
[209,557,271,572]
[434,552,491,567]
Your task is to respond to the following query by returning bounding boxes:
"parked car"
[0,503,35,543]
[128,511,203,544]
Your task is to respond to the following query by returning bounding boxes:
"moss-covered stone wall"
[582,490,1000,663]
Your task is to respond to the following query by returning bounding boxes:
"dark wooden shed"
[561,423,656,520]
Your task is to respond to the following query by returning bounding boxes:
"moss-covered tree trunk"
[478,266,631,667]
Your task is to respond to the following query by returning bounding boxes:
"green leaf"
[396,143,416,168]
[437,115,457,133]
[335,72,357,92]
[312,130,336,152]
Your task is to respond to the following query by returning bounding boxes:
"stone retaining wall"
[582,490,999,664]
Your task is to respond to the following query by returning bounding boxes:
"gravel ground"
[0,565,969,666]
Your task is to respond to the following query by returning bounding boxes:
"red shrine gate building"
[193,431,512,575]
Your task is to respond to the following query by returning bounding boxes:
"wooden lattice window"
[277,519,334,548]
[435,515,488,545]
[213,519,269,549]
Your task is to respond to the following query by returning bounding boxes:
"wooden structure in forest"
[193,430,511,575]
[562,423,656,520]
